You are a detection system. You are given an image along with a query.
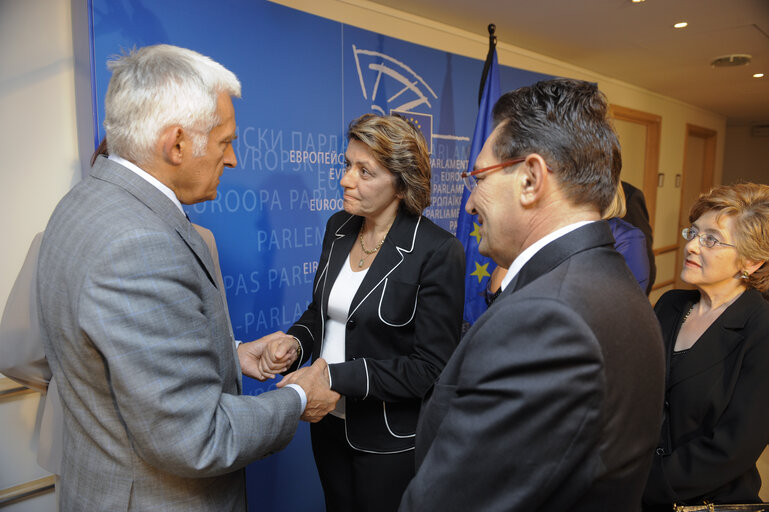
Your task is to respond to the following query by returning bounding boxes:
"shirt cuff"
[285,383,307,412]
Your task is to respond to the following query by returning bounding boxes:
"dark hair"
[347,113,431,215]
[491,78,620,212]
[689,183,769,292]
[90,138,109,167]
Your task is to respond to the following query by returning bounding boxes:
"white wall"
[723,125,769,186]
[0,0,80,316]
[1,0,78,509]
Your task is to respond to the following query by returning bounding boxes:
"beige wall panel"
[723,126,769,186]
[613,119,646,191]
[655,250,679,286]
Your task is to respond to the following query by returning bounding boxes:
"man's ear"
[518,154,549,207]
[159,126,185,166]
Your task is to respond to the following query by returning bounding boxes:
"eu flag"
[456,47,500,331]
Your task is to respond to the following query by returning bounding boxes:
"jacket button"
[348,318,357,330]
[656,448,665,456]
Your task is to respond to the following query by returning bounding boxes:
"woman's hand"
[238,331,300,381]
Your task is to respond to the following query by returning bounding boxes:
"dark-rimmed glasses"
[460,157,526,192]
[681,227,735,249]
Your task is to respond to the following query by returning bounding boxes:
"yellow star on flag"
[470,261,490,283]
[469,222,482,245]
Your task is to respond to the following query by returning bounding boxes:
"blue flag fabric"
[456,50,501,330]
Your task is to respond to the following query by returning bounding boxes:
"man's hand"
[237,331,299,381]
[277,358,340,422]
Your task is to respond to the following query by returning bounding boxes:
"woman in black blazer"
[643,183,769,510]
[259,113,465,511]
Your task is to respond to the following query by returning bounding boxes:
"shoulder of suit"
[734,288,769,323]
[416,214,456,239]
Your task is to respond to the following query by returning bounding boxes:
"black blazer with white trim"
[287,208,465,453]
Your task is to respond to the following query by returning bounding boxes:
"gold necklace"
[358,222,388,268]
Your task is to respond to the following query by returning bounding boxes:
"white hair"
[103,44,241,165]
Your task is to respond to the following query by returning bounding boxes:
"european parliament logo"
[391,110,433,154]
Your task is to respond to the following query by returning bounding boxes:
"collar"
[501,220,594,291]
[108,154,184,214]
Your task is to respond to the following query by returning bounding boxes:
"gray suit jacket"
[0,224,231,478]
[36,156,302,511]
[399,221,665,512]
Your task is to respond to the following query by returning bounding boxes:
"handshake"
[237,332,340,423]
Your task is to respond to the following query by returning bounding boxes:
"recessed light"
[674,22,688,29]
[754,73,765,78]
[631,0,645,3]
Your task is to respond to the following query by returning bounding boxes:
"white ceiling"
[371,0,769,126]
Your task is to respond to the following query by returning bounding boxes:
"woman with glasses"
[643,183,769,511]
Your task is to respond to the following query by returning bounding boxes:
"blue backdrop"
[86,1,549,509]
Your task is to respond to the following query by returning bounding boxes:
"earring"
[741,270,749,280]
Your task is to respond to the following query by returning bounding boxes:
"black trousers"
[311,414,415,512]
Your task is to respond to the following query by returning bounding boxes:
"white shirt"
[108,155,185,214]
[501,221,595,291]
[321,257,369,418]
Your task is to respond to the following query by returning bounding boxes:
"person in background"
[604,181,651,291]
[643,183,769,511]
[248,113,465,511]
[623,180,656,294]
[399,78,664,512]
[35,44,337,512]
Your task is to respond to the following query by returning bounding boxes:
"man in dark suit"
[36,44,338,511]
[399,78,665,511]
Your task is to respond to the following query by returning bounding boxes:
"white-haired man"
[36,44,338,511]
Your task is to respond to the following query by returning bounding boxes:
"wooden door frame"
[607,105,661,231]
[673,124,718,289]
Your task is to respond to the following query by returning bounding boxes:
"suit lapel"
[348,210,420,320]
[502,221,615,298]
[667,289,759,390]
[90,157,218,287]
[321,214,360,317]
[659,292,695,385]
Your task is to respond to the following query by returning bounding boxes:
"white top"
[322,256,369,418]
[501,221,595,291]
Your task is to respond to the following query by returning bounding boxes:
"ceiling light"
[674,22,688,28]
[631,0,645,3]
[754,73,765,78]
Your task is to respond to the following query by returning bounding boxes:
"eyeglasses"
[681,227,735,249]
[460,157,526,192]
